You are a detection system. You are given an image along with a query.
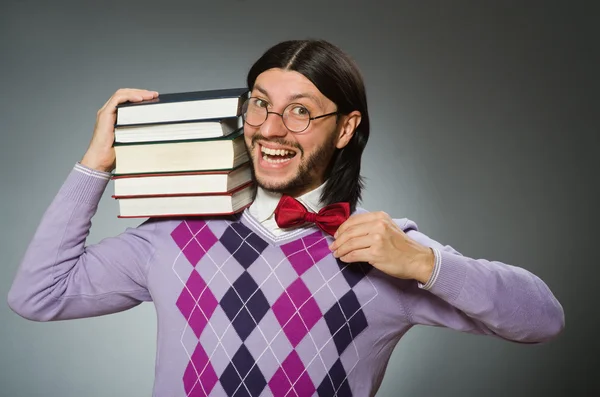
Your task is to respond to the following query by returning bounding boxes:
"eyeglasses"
[241,97,339,133]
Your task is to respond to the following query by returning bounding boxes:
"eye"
[251,97,269,108]
[289,105,309,117]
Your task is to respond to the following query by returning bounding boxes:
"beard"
[246,132,338,196]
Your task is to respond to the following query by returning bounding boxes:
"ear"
[335,110,362,149]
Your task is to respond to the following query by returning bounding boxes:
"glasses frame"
[242,96,340,133]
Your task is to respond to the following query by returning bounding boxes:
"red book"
[113,182,255,218]
[111,163,252,197]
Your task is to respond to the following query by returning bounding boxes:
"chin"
[253,172,295,193]
[254,169,319,197]
[251,153,299,190]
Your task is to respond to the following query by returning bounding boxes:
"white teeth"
[262,154,291,164]
[260,146,294,156]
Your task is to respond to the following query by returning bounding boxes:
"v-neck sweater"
[7,164,565,396]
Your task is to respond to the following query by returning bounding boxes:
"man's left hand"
[329,211,435,283]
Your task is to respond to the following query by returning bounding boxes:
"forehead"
[252,68,330,107]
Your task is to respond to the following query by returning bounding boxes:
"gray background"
[1,0,597,396]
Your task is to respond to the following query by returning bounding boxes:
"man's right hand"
[80,88,159,173]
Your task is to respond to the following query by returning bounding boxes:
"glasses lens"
[283,104,310,132]
[243,98,267,127]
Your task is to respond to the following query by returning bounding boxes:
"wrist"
[413,247,435,284]
[80,152,114,173]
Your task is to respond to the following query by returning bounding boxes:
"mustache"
[250,133,304,156]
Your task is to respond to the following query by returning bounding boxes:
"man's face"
[244,68,341,197]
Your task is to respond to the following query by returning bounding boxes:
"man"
[8,39,564,397]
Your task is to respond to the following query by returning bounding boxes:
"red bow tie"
[274,195,350,236]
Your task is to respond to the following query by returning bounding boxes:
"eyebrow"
[253,84,325,109]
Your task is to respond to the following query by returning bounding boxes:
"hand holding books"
[81,88,159,173]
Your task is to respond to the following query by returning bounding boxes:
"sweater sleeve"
[396,222,565,344]
[7,163,157,322]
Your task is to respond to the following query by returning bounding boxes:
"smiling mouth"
[260,145,297,164]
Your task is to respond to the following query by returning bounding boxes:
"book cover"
[115,88,249,126]
[113,131,248,175]
[113,127,244,147]
[114,117,242,143]
[114,183,256,218]
[112,181,254,199]
[111,163,253,197]
[111,163,246,179]
[116,88,249,109]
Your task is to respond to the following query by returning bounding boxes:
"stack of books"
[112,88,255,218]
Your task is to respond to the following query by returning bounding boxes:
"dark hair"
[246,39,370,212]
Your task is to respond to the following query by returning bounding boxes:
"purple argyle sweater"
[7,164,564,397]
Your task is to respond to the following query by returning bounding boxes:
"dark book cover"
[116,88,249,109]
[114,116,241,128]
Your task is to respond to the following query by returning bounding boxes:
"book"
[112,163,253,197]
[113,128,249,175]
[115,87,248,126]
[114,182,256,218]
[114,117,242,143]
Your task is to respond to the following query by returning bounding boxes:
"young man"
[8,40,564,397]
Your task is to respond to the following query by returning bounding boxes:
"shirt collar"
[248,182,327,223]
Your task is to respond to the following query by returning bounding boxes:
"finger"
[330,221,376,250]
[333,235,373,259]
[99,88,139,112]
[96,91,158,125]
[335,211,389,238]
[339,247,371,263]
[99,89,158,113]
[331,216,391,251]
[108,89,158,108]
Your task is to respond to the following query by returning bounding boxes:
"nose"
[260,112,288,138]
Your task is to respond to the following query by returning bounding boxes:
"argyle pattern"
[171,219,376,397]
